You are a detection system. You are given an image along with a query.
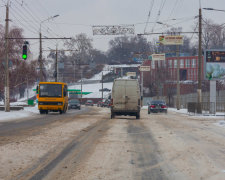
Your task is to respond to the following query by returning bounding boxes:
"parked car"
[68,99,81,110]
[99,88,111,92]
[148,100,167,114]
[103,99,111,108]
[85,100,94,106]
[97,101,104,107]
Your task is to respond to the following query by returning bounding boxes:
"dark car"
[85,100,94,106]
[99,88,111,92]
[102,99,111,108]
[148,100,167,114]
[97,101,104,107]
[68,99,81,110]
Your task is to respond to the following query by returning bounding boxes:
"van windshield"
[39,84,62,97]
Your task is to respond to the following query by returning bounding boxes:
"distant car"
[97,101,104,107]
[99,88,111,92]
[85,100,94,106]
[68,99,81,110]
[102,99,111,108]
[148,100,167,114]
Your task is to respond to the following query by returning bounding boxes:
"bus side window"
[63,88,67,97]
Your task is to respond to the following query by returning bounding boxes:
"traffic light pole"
[4,3,10,112]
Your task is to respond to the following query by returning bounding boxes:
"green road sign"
[68,89,81,92]
[69,92,92,95]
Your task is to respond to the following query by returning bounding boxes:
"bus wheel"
[40,110,44,114]
[45,110,48,114]
[111,113,115,119]
[59,110,63,114]
[136,112,140,119]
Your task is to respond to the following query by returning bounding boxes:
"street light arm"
[203,8,225,12]
[40,14,60,32]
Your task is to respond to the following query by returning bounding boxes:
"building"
[141,56,204,97]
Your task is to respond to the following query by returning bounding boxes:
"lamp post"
[203,8,225,12]
[39,15,59,82]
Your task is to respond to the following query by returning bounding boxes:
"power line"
[168,0,180,20]
[144,0,155,33]
[151,0,167,33]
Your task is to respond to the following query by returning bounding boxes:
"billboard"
[204,49,225,80]
[151,54,166,61]
[139,66,150,72]
[159,35,183,45]
[92,25,135,35]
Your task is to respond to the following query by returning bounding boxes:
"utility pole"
[141,71,143,98]
[55,45,58,82]
[102,72,103,100]
[39,32,43,81]
[176,44,180,110]
[4,2,10,112]
[156,62,159,99]
[197,8,202,113]
[81,71,83,104]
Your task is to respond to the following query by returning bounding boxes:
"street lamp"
[39,14,59,82]
[203,8,225,12]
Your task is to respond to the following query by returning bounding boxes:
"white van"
[111,79,141,119]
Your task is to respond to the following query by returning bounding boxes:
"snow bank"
[0,105,39,122]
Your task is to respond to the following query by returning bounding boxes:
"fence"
[173,90,225,112]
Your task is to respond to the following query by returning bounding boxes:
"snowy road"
[0,107,225,180]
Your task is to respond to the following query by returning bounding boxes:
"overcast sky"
[0,0,225,58]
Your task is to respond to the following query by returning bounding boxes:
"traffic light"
[22,44,27,60]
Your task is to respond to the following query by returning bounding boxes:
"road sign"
[151,54,165,61]
[127,72,136,77]
[204,49,225,80]
[139,66,150,72]
[159,35,183,45]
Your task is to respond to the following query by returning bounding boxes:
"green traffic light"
[22,54,27,59]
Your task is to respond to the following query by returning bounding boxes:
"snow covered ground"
[0,105,39,122]
[69,82,113,99]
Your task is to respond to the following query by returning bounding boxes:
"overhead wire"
[144,0,155,33]
[13,0,61,46]
[10,2,41,33]
[10,7,39,35]
[167,0,180,20]
[153,16,198,33]
[151,0,167,33]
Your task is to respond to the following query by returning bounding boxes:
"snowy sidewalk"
[0,105,39,122]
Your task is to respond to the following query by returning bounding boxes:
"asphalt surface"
[127,121,168,180]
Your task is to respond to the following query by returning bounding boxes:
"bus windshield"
[39,84,62,97]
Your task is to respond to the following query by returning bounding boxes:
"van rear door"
[113,80,126,110]
[125,81,139,110]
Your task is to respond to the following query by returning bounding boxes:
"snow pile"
[0,105,39,122]
[169,108,187,114]
[214,120,225,128]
